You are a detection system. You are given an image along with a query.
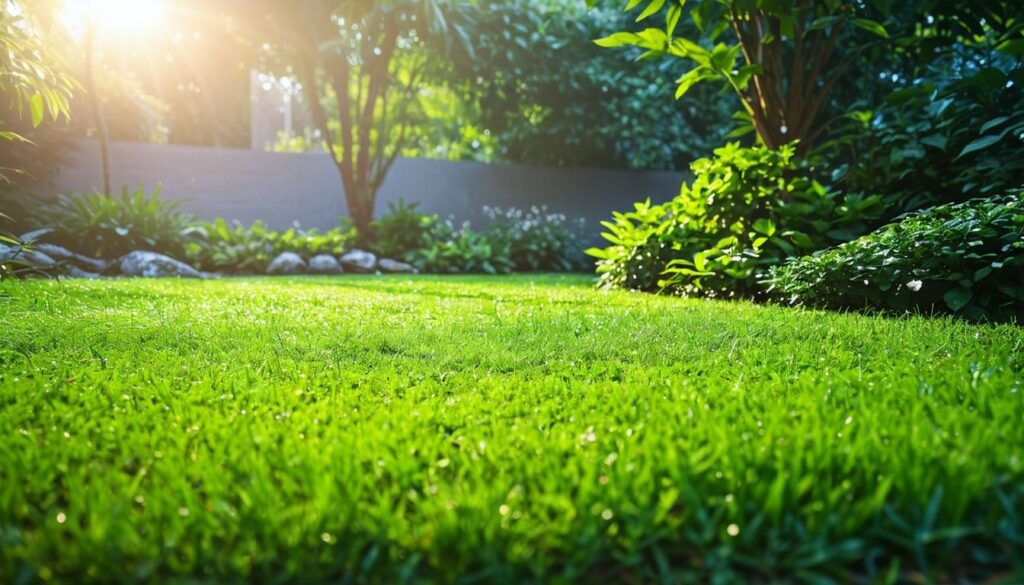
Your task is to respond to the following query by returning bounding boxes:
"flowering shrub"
[374,202,586,274]
[484,205,586,272]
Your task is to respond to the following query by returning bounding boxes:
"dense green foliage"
[829,52,1024,215]
[484,206,586,272]
[587,143,883,296]
[768,192,1024,322]
[0,2,77,149]
[185,219,359,273]
[370,200,438,261]
[410,220,513,275]
[373,202,586,274]
[586,0,1023,318]
[446,0,732,169]
[35,186,194,259]
[1,277,1022,582]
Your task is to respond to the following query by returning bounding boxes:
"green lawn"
[1,275,1022,583]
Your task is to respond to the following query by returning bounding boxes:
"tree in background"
[589,0,895,155]
[240,0,472,234]
[445,0,734,170]
[0,0,76,183]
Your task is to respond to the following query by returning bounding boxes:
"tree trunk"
[84,20,111,196]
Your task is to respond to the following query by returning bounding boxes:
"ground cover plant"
[1,276,1022,583]
[768,192,1024,322]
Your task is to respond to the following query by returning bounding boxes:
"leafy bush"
[35,186,195,259]
[185,219,358,274]
[827,63,1024,215]
[484,206,586,272]
[588,143,885,297]
[767,192,1024,322]
[373,202,584,274]
[409,220,513,275]
[370,199,438,261]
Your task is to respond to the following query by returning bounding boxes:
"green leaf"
[636,0,666,22]
[943,286,973,312]
[920,135,947,151]
[752,218,776,237]
[979,116,1009,134]
[675,67,711,99]
[30,93,45,127]
[957,134,1004,158]
[594,32,641,48]
[665,2,682,38]
[850,18,889,39]
[995,38,1024,56]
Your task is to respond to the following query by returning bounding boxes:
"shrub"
[370,199,438,261]
[825,57,1024,216]
[484,206,586,272]
[766,192,1024,322]
[587,143,885,297]
[185,219,358,274]
[35,186,195,259]
[410,220,512,275]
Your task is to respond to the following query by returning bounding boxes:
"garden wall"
[39,141,684,239]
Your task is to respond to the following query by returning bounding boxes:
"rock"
[266,252,307,275]
[0,244,57,268]
[119,251,203,279]
[308,254,343,275]
[378,258,418,274]
[339,249,377,273]
[61,265,101,279]
[34,243,109,273]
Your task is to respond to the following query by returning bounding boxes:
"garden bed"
[1,275,1022,582]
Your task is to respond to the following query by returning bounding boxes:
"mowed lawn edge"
[1,275,1022,583]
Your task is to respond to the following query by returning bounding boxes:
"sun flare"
[63,0,166,34]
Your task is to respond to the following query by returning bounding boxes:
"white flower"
[906,280,923,292]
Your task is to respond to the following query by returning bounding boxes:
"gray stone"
[378,258,418,274]
[308,254,343,275]
[266,252,307,275]
[0,244,57,268]
[61,265,101,279]
[119,251,203,279]
[339,249,377,273]
[35,243,109,273]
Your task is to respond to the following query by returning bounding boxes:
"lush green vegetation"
[1,190,585,277]
[768,192,1024,322]
[587,143,884,297]
[586,0,1023,319]
[1,276,1023,583]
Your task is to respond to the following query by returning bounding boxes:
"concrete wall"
[40,141,684,240]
